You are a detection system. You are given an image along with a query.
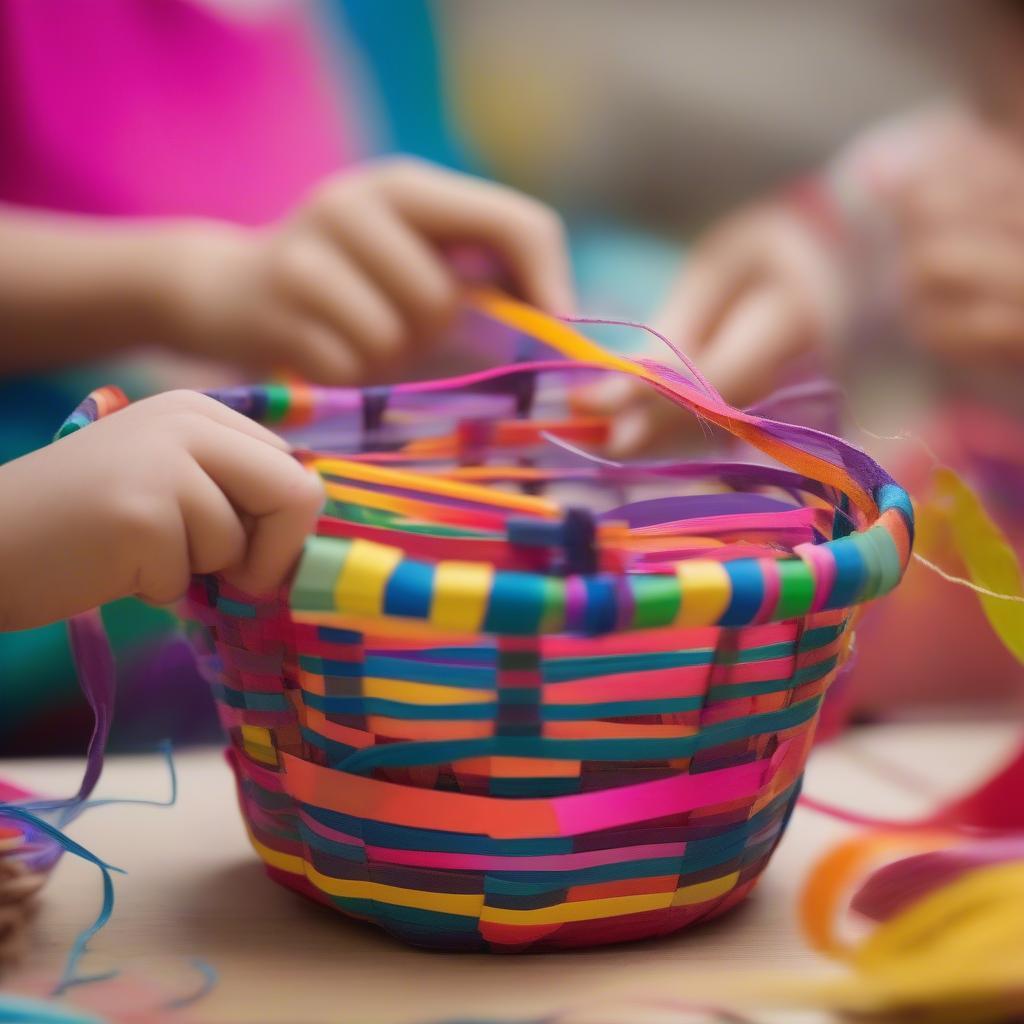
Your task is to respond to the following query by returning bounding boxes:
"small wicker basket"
[64,293,913,951]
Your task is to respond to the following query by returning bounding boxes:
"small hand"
[578,204,838,455]
[0,391,324,631]
[166,159,574,384]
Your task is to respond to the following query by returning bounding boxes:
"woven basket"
[63,293,913,951]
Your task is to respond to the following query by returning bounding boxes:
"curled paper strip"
[790,829,1024,1023]
[916,466,1024,665]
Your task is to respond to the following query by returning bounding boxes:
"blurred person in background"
[576,0,1024,715]
[6,0,1020,755]
[0,0,571,753]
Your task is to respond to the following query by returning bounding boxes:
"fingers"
[273,236,406,376]
[0,892,33,964]
[285,317,365,386]
[910,298,1024,366]
[653,203,797,358]
[241,305,364,385]
[899,181,1024,239]
[126,400,324,601]
[259,161,574,386]
[697,285,814,409]
[374,160,575,315]
[579,208,801,455]
[0,397,324,629]
[580,285,813,458]
[894,126,1024,238]
[903,230,1024,365]
[0,850,47,906]
[578,217,767,438]
[653,242,754,357]
[187,426,324,595]
[123,397,311,599]
[176,466,248,576]
[128,489,191,607]
[906,232,1024,307]
[132,390,292,452]
[319,199,460,337]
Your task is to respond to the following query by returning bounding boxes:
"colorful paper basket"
[61,292,914,951]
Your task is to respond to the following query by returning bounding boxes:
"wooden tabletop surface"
[3,720,1016,1024]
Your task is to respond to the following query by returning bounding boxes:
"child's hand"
[0,392,323,632]
[577,204,840,455]
[167,160,574,384]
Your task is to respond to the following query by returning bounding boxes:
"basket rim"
[58,295,914,635]
[280,488,909,636]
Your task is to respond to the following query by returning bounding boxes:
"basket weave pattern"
[189,589,847,949]
[65,295,914,950]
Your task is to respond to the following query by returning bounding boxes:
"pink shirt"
[0,0,355,224]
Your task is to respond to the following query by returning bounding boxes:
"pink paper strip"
[363,840,689,872]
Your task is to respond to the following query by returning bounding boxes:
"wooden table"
[3,722,1016,1023]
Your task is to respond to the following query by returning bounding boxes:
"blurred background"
[3,0,1021,756]
[341,0,1024,721]
[343,0,946,315]
[2,9,1021,1014]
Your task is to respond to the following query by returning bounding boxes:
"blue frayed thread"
[166,958,220,1010]
[16,740,178,829]
[0,742,177,995]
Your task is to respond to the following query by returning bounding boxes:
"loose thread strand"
[912,552,1024,604]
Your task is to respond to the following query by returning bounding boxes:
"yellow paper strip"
[334,538,403,618]
[675,560,732,626]
[430,561,494,633]
[928,467,1024,665]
